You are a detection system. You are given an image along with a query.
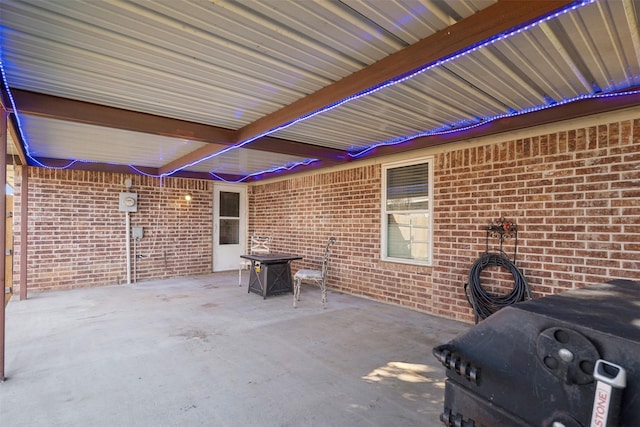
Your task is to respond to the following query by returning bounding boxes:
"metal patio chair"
[293,237,336,309]
[238,235,272,285]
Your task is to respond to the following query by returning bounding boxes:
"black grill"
[434,279,640,427]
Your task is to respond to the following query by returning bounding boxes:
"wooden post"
[0,106,7,381]
[20,165,27,301]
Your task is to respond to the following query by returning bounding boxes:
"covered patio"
[2,271,468,426]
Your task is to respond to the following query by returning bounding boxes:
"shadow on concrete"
[1,272,469,427]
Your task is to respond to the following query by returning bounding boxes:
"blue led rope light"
[0,58,320,176]
[161,134,319,177]
[208,158,317,183]
[0,0,603,181]
[348,88,640,158]
[214,0,595,154]
[0,59,73,169]
[163,0,594,175]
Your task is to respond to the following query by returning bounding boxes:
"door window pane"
[219,219,239,245]
[219,191,240,217]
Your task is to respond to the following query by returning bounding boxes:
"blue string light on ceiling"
[347,88,640,159]
[209,159,317,183]
[161,0,598,177]
[2,0,622,182]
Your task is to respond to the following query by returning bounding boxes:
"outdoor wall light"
[184,193,193,202]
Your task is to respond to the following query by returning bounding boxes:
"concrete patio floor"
[1,272,469,427]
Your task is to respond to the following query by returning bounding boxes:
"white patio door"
[213,184,247,272]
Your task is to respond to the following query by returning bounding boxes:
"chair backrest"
[250,235,271,254]
[320,237,337,284]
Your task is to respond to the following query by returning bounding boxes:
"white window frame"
[381,156,434,266]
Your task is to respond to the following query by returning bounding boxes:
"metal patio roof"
[1,0,639,182]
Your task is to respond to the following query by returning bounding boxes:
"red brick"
[12,116,640,323]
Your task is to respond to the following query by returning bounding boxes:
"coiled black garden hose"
[464,252,531,323]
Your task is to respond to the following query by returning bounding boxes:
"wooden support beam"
[362,87,640,159]
[113,0,579,176]
[9,89,236,145]
[10,88,346,175]
[248,136,346,163]
[233,1,578,146]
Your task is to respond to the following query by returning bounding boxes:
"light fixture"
[184,193,192,202]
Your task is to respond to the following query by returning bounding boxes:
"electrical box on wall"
[132,226,144,240]
[119,192,138,212]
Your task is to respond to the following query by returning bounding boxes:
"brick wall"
[9,113,640,323]
[12,169,213,292]
[250,115,640,322]
[431,119,640,320]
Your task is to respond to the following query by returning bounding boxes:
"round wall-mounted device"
[123,196,136,207]
[119,192,138,212]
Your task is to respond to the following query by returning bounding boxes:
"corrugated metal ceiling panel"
[187,148,314,177]
[19,115,207,168]
[2,0,639,180]
[270,0,640,154]
[3,0,486,128]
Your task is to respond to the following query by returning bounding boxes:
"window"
[219,191,240,245]
[382,157,433,265]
